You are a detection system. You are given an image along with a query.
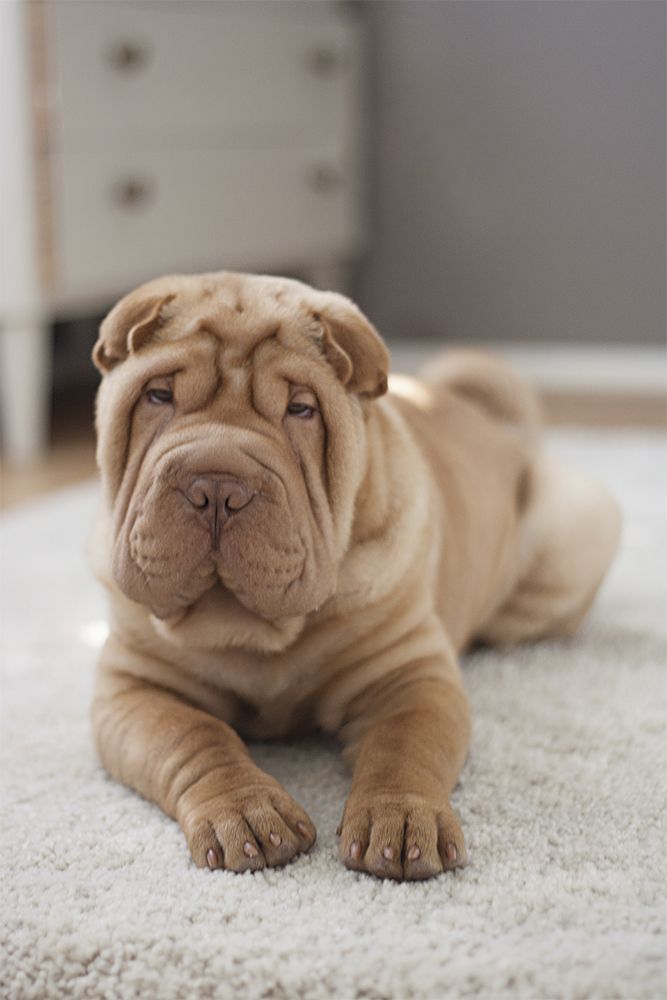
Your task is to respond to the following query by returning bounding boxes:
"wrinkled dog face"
[94,272,389,623]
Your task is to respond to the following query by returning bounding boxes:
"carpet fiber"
[2,430,666,1000]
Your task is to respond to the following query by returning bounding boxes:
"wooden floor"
[539,390,665,428]
[1,390,97,510]
[1,390,664,511]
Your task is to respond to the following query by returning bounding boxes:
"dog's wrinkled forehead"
[94,271,390,399]
[96,273,314,366]
[177,273,322,345]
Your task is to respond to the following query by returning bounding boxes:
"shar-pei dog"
[90,271,620,880]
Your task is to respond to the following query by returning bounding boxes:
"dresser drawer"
[55,147,363,297]
[52,1,359,148]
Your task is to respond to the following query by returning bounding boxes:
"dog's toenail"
[297,821,309,837]
[350,841,362,860]
[407,845,421,861]
[269,831,281,847]
[206,848,219,869]
[243,841,258,858]
[446,842,458,863]
[382,846,394,861]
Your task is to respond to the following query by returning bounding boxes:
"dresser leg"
[0,316,51,464]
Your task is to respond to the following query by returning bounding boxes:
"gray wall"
[358,0,666,345]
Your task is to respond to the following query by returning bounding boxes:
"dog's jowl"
[90,272,621,880]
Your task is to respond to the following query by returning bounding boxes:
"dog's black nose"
[185,475,254,525]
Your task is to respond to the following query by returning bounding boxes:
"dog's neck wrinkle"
[350,405,393,546]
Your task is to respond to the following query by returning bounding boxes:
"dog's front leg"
[336,643,470,881]
[92,639,316,872]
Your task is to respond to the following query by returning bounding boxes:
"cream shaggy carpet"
[1,430,666,1000]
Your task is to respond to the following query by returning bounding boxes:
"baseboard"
[387,342,666,393]
[387,342,666,427]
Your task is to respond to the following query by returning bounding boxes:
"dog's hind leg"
[477,455,622,646]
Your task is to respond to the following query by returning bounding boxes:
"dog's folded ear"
[93,290,175,373]
[314,294,390,400]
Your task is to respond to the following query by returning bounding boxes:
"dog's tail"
[423,349,542,436]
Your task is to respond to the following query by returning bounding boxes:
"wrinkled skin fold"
[112,429,334,622]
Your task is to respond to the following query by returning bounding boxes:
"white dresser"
[0,0,367,462]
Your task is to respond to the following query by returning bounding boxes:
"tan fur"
[90,272,621,880]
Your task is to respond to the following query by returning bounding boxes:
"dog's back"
[423,348,541,437]
[387,348,620,651]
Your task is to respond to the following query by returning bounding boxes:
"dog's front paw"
[178,779,316,872]
[337,791,466,881]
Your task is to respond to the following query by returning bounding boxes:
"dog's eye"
[287,401,316,419]
[146,387,173,405]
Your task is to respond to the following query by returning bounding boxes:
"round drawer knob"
[108,40,150,74]
[112,177,155,209]
[308,164,343,194]
[305,46,342,76]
